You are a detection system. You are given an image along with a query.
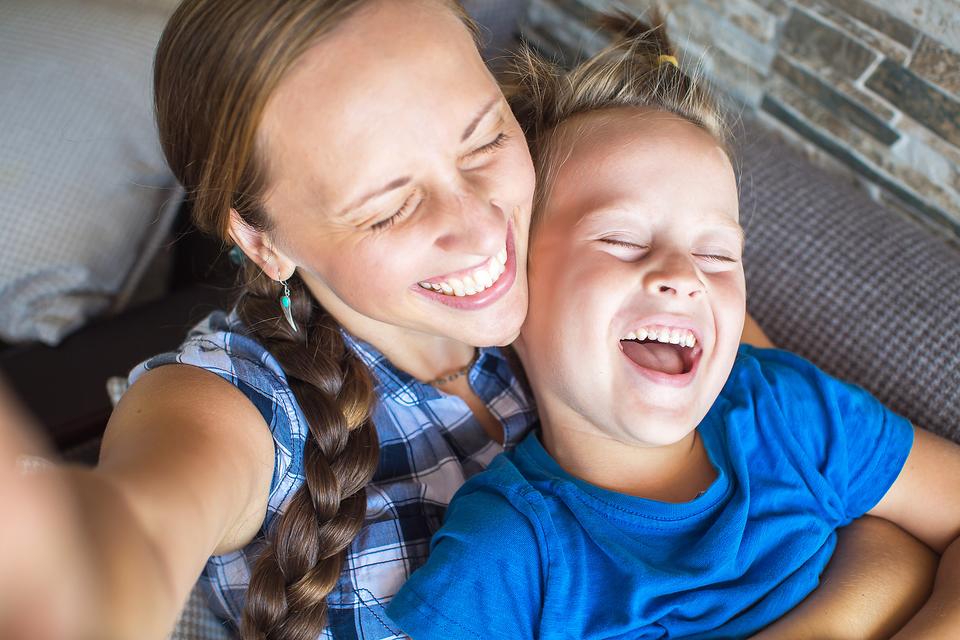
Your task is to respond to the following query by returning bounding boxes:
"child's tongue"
[622,341,685,375]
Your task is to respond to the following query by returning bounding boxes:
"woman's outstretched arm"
[0,365,275,640]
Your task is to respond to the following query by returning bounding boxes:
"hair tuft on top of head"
[595,8,672,57]
[506,7,728,223]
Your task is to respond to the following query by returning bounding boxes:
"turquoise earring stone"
[280,289,298,333]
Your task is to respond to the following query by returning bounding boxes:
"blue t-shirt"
[386,346,914,639]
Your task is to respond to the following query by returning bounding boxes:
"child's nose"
[645,254,705,299]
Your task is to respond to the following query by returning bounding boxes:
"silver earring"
[279,278,298,333]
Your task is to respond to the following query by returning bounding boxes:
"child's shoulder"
[725,344,836,400]
[456,436,549,514]
[438,433,562,548]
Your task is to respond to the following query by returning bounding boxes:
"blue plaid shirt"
[128,308,537,639]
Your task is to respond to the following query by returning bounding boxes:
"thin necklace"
[426,349,479,387]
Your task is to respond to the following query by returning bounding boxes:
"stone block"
[522,0,611,65]
[793,0,912,64]
[751,0,790,18]
[865,0,960,51]
[760,87,959,234]
[781,7,878,81]
[824,0,918,47]
[723,0,779,43]
[866,58,960,148]
[702,43,768,107]
[771,54,899,144]
[910,36,960,97]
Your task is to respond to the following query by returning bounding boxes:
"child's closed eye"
[694,253,738,263]
[600,238,648,249]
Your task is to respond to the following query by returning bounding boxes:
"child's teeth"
[449,278,466,296]
[440,282,453,295]
[622,326,698,349]
[497,248,507,265]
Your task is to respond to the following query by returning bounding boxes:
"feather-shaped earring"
[279,278,298,333]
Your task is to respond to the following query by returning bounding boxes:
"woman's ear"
[227,208,296,280]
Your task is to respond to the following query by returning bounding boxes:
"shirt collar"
[341,330,511,407]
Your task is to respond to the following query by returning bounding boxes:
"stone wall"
[519,0,960,238]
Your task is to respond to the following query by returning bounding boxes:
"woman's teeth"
[418,248,508,297]
[623,326,698,348]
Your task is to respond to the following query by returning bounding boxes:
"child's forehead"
[550,108,727,173]
[540,109,740,230]
[576,206,745,245]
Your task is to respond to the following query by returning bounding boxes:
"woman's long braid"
[235,267,380,640]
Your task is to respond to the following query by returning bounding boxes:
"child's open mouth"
[619,326,701,376]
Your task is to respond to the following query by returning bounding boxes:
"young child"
[385,15,960,640]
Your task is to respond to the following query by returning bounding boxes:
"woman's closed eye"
[370,192,421,232]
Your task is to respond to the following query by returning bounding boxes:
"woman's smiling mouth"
[412,219,519,310]
[417,247,507,296]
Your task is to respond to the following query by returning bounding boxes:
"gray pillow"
[737,121,960,442]
[0,0,181,345]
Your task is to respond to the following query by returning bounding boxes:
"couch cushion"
[0,0,181,346]
[737,121,960,442]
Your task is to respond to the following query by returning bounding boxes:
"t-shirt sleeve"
[746,347,914,522]
[386,483,546,640]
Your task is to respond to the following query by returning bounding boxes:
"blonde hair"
[506,10,729,224]
[154,1,477,638]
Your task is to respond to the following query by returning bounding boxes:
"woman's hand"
[0,381,96,640]
[871,426,960,638]
[750,516,937,640]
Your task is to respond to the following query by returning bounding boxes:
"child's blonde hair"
[507,10,729,225]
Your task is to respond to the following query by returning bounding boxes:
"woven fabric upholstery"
[736,123,960,443]
[0,0,180,346]
[169,584,233,640]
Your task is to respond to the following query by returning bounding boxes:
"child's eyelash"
[600,240,736,263]
[600,238,647,249]
[371,193,418,232]
[696,254,737,263]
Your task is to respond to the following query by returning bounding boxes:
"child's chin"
[622,398,703,431]
[622,417,698,448]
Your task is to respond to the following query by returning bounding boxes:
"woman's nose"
[431,187,507,257]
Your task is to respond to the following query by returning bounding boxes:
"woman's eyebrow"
[336,176,412,220]
[461,95,501,142]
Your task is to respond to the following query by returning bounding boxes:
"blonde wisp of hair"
[506,10,729,224]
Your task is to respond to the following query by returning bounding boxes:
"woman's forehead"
[258,0,498,217]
